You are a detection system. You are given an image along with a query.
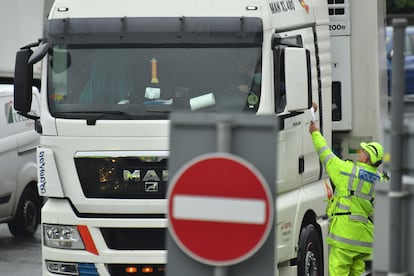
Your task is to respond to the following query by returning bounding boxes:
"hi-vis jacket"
[311,131,380,254]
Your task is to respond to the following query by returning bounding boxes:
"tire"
[297,224,324,276]
[8,186,41,237]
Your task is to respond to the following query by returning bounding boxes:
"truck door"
[273,29,321,193]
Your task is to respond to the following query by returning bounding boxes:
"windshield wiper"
[54,110,133,125]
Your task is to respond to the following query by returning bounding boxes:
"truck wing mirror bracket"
[28,43,49,65]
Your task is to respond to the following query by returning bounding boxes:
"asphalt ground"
[0,224,42,276]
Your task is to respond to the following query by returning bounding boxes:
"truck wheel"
[297,224,324,276]
[8,186,41,237]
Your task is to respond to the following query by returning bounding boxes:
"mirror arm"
[28,42,49,65]
[17,111,40,121]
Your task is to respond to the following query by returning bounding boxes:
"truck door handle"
[299,155,304,174]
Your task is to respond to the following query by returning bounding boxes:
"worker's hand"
[309,121,319,133]
[312,102,318,112]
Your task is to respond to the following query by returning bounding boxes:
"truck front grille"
[101,228,166,250]
[74,153,168,199]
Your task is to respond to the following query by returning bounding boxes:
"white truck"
[12,0,386,275]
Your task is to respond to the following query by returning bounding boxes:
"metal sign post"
[166,112,278,276]
[373,19,414,276]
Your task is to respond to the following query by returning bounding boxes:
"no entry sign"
[167,153,274,266]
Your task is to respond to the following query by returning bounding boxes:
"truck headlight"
[43,224,85,249]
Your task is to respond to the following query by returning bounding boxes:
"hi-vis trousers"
[329,246,370,276]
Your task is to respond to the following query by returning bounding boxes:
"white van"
[0,84,41,236]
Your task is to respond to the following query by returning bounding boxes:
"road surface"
[0,224,42,276]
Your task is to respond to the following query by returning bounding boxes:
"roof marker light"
[57,7,69,12]
[246,6,258,10]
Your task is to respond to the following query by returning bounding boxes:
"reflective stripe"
[328,232,372,248]
[348,166,357,191]
[354,191,372,201]
[349,214,369,223]
[340,171,355,178]
[318,145,329,155]
[323,153,336,166]
[355,178,364,195]
[332,211,373,223]
[368,181,375,197]
[336,202,350,211]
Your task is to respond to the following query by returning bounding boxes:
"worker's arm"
[309,121,343,171]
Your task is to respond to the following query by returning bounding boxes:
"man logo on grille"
[145,182,159,192]
[123,170,140,181]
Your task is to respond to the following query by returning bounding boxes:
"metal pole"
[217,119,231,153]
[215,118,231,276]
[214,266,228,276]
[388,18,406,275]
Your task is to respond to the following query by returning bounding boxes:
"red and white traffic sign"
[167,153,274,266]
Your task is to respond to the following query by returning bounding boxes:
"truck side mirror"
[14,49,34,114]
[284,47,312,112]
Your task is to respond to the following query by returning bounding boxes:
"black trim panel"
[45,17,263,45]
[278,111,304,130]
[0,193,11,205]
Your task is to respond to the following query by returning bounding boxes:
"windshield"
[48,46,262,120]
